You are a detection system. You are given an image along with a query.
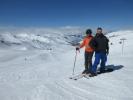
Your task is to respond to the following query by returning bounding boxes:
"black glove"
[76,47,80,51]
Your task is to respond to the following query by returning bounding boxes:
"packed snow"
[0,28,133,100]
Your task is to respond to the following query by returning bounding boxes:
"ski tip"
[69,78,77,80]
[69,77,77,80]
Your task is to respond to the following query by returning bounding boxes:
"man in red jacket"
[76,29,94,74]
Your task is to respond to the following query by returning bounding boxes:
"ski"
[69,74,90,80]
[69,68,114,80]
[83,74,90,79]
[69,74,85,80]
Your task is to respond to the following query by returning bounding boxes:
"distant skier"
[89,27,109,77]
[76,29,94,74]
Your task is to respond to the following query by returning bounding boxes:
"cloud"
[0,26,85,35]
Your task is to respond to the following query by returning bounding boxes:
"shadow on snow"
[97,64,124,74]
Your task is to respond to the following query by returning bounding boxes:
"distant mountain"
[0,28,83,50]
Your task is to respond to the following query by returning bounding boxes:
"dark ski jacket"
[89,33,109,53]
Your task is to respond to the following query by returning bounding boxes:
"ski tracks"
[29,78,125,100]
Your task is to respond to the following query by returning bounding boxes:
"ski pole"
[72,50,79,75]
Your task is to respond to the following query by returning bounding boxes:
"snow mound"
[107,30,133,55]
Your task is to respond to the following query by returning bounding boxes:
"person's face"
[86,34,91,36]
[97,29,102,34]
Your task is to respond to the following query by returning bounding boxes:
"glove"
[76,47,80,51]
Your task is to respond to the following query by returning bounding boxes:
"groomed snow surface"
[0,30,133,100]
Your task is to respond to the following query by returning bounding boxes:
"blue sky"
[0,0,133,30]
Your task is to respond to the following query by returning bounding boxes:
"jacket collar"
[96,33,104,37]
[86,35,93,38]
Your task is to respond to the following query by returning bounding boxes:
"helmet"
[86,29,92,34]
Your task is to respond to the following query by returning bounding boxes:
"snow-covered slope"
[0,30,133,100]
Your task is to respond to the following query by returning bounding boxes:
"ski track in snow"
[0,30,133,100]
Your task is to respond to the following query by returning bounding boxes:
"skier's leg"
[100,53,107,72]
[83,52,89,74]
[91,53,101,74]
[87,52,94,73]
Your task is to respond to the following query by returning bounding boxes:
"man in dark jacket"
[89,27,109,76]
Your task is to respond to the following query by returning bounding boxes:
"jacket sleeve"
[79,39,85,48]
[89,38,97,50]
[106,38,109,52]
